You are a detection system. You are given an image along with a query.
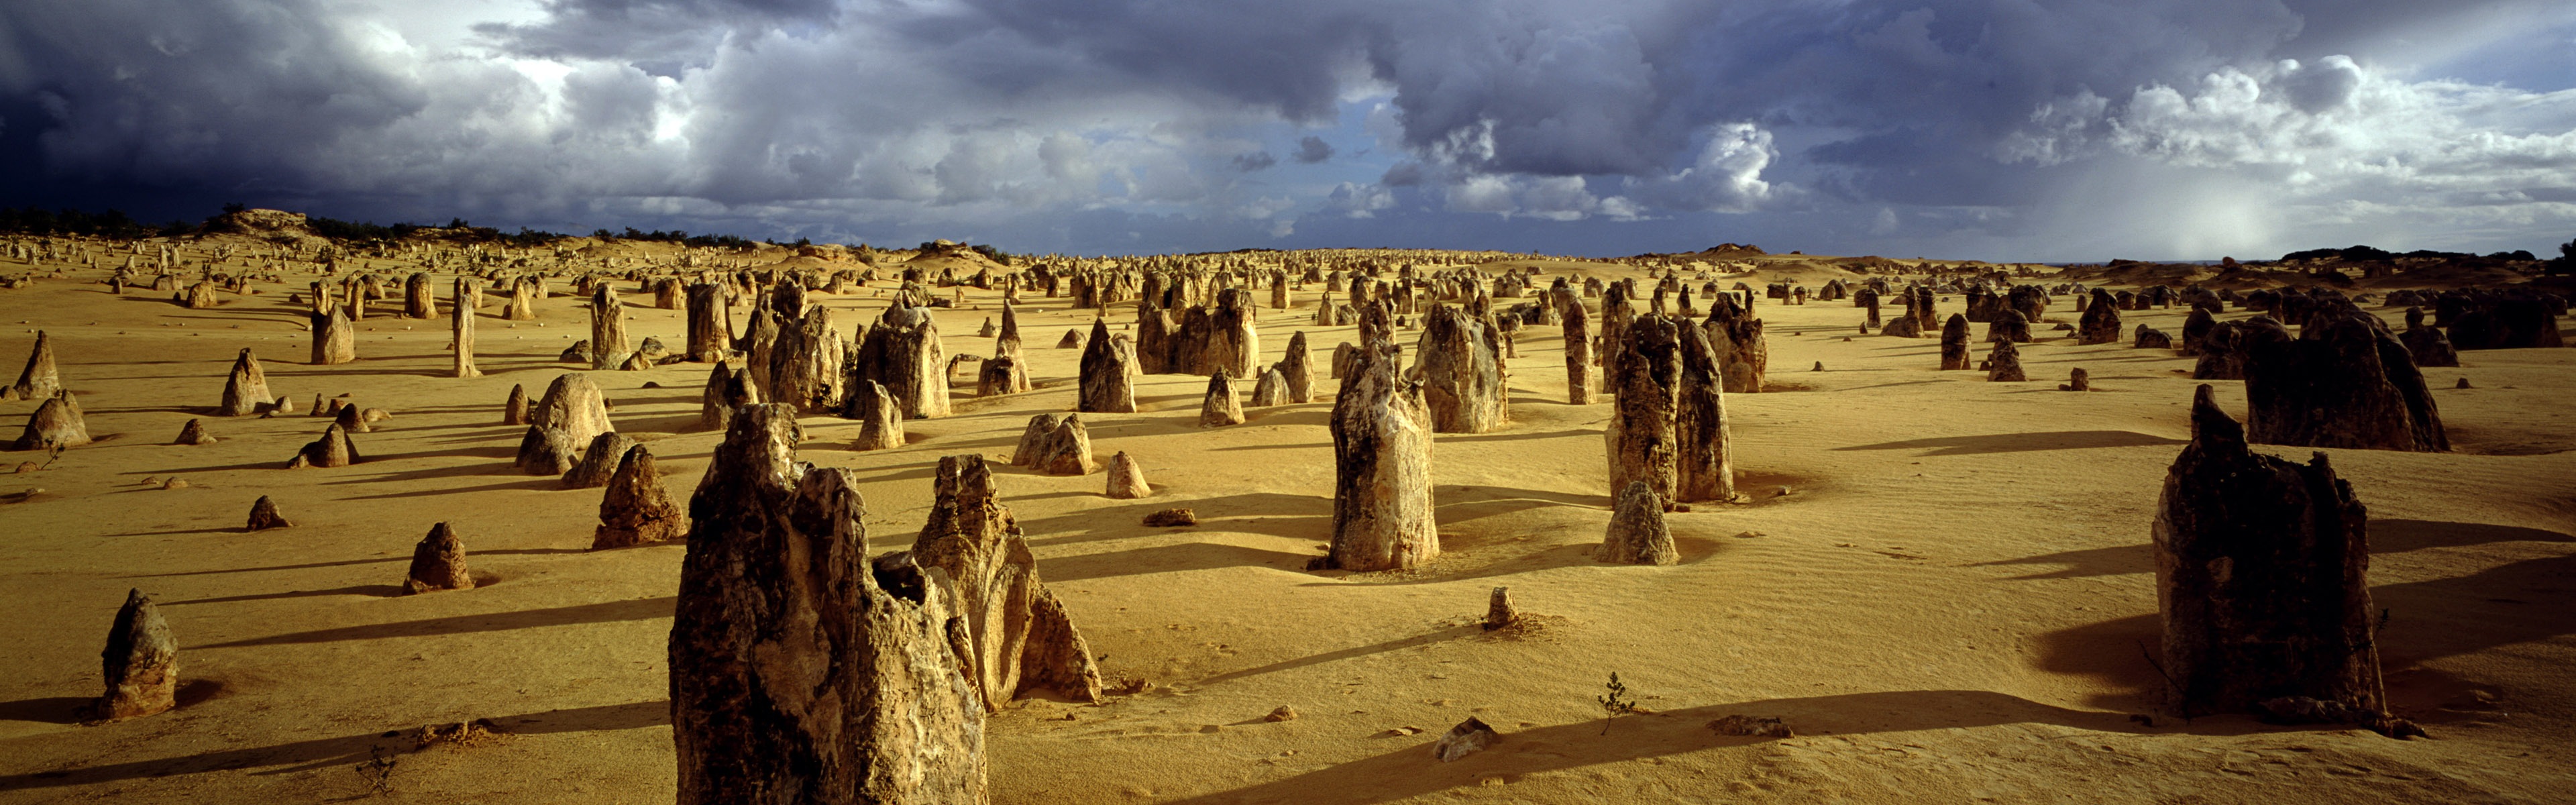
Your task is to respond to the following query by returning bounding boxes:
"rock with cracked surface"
[1010,413,1095,475]
[1104,451,1150,499]
[1597,481,1678,565]
[593,445,685,549]
[904,454,1105,711]
[217,348,273,416]
[670,406,989,804]
[95,589,178,721]
[403,522,474,594]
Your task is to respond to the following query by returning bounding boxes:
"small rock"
[1734,531,1764,539]
[12,462,36,474]
[162,478,189,490]
[1141,508,1197,527]
[643,382,661,389]
[1264,706,1299,722]
[1432,717,1499,761]
[1705,714,1794,739]
[1811,361,1823,372]
[2455,378,2471,389]
[1774,485,1794,498]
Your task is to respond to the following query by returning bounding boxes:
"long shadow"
[124,557,408,578]
[1978,519,2576,581]
[1197,624,1483,687]
[335,476,568,500]
[1156,691,2174,805]
[163,585,403,606]
[1426,427,1591,444]
[1018,492,1327,545]
[0,697,90,726]
[1045,542,1318,583]
[2033,551,2576,710]
[0,700,667,792]
[199,596,676,648]
[1831,430,2185,456]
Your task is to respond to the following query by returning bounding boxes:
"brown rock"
[669,405,987,804]
[1104,451,1150,498]
[2059,368,2091,392]
[15,391,93,451]
[1597,481,1678,565]
[850,303,950,419]
[1197,371,1245,427]
[333,398,369,433]
[1433,717,1499,761]
[502,384,531,425]
[175,418,215,445]
[1141,508,1197,527]
[11,331,61,399]
[1554,283,1595,405]
[701,364,760,432]
[404,522,474,594]
[309,305,355,365]
[1322,343,1438,572]
[1011,413,1095,475]
[246,495,291,530]
[684,282,728,362]
[1279,331,1317,403]
[2245,312,2446,452]
[592,445,685,549]
[94,589,178,721]
[1939,314,1970,370]
[1484,586,1518,631]
[2155,385,2393,730]
[904,455,1106,710]
[1077,318,1136,413]
[1986,340,2027,382]
[287,423,361,468]
[217,348,273,416]
[2077,288,2123,344]
[561,432,642,488]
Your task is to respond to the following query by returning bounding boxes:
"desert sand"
[1,231,2572,804]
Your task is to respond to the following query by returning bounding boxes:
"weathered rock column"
[95,589,178,720]
[1077,318,1136,414]
[2078,288,2123,344]
[1322,345,1438,572]
[670,405,988,804]
[902,455,1106,710]
[15,390,91,451]
[590,285,631,371]
[311,306,356,365]
[404,523,474,593]
[1554,284,1595,405]
[1278,330,1317,403]
[1198,371,1245,427]
[1597,481,1678,565]
[1011,413,1095,474]
[218,348,274,416]
[851,304,949,419]
[451,278,481,378]
[848,379,905,451]
[1413,305,1508,433]
[405,272,435,319]
[684,282,727,362]
[2155,384,2396,731]
[517,373,614,474]
[11,330,62,399]
[1939,314,1971,370]
[1606,316,1682,505]
[2245,311,2447,452]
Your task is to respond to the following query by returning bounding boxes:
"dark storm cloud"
[0,0,2569,258]
[1293,136,1333,164]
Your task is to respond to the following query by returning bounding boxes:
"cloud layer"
[0,0,2570,259]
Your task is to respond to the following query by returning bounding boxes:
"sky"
[1,0,2573,262]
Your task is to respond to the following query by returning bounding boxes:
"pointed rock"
[217,348,274,416]
[246,495,291,530]
[1597,481,1678,565]
[13,331,62,399]
[1986,340,2027,382]
[904,454,1104,710]
[1197,371,1244,427]
[847,378,905,451]
[1077,318,1136,413]
[670,405,986,804]
[288,423,360,468]
[1484,586,1519,631]
[1104,451,1150,498]
[502,384,531,425]
[95,589,178,720]
[15,391,93,451]
[593,445,685,549]
[175,419,215,445]
[404,523,474,594]
[309,306,356,365]
[1939,315,1970,370]
[2155,384,2395,730]
[2245,311,2446,452]
[1011,413,1095,475]
[1414,305,1509,433]
[562,432,642,488]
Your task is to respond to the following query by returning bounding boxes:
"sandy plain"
[0,243,2571,804]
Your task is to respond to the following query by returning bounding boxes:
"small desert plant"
[1597,672,1638,735]
[353,745,398,796]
